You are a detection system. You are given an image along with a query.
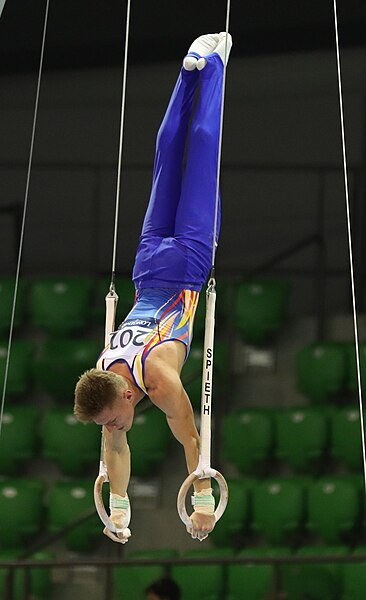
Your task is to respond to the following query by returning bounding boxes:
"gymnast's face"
[94,390,134,433]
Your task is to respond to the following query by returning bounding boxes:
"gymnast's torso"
[96,287,199,394]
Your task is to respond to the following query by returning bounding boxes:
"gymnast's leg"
[137,33,225,240]
[138,68,199,239]
[133,35,226,287]
[174,41,231,283]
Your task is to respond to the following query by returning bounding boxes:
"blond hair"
[74,368,128,423]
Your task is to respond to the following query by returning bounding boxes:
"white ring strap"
[95,1,132,534]
[110,0,131,291]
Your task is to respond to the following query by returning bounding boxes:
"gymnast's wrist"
[191,487,215,516]
[110,492,130,527]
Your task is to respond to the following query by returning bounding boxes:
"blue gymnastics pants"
[132,53,223,292]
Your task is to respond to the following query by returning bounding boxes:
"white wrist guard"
[191,488,215,516]
[109,493,130,529]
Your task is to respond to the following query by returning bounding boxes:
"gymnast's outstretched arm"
[145,341,216,540]
[103,428,131,543]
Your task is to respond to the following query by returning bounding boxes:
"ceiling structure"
[0,0,366,74]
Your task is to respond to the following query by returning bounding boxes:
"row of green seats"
[116,545,366,600]
[222,406,363,474]
[0,276,135,335]
[210,475,363,547]
[0,275,290,342]
[6,337,361,405]
[1,402,362,479]
[0,335,230,400]
[0,405,172,477]
[0,275,228,335]
[2,474,359,553]
[0,338,100,397]
[5,338,359,406]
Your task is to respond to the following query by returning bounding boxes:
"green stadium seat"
[226,546,290,600]
[93,276,136,326]
[252,479,304,544]
[114,549,178,599]
[42,407,100,475]
[171,548,233,600]
[128,408,172,476]
[331,407,363,471]
[29,277,94,334]
[0,479,44,548]
[307,478,360,544]
[0,405,40,475]
[0,339,33,395]
[210,479,252,547]
[341,547,366,600]
[0,277,27,334]
[33,338,100,400]
[275,407,328,472]
[221,409,273,474]
[47,481,100,552]
[280,545,349,600]
[296,342,347,403]
[235,279,291,345]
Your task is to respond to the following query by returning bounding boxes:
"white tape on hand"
[109,492,131,535]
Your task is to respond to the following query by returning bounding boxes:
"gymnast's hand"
[187,512,216,541]
[103,524,131,544]
[103,493,131,544]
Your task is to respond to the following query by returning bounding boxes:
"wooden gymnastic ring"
[177,470,229,528]
[94,473,118,533]
[94,473,131,535]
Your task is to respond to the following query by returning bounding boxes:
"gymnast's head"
[74,368,134,432]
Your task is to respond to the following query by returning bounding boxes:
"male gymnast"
[74,32,232,543]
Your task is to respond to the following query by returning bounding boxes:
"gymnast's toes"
[183,55,198,71]
[196,57,207,71]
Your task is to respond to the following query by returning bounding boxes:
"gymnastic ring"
[177,470,229,528]
[94,473,116,532]
[94,473,132,535]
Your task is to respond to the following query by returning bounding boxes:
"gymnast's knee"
[190,123,219,147]
[156,119,182,151]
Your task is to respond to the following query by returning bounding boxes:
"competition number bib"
[108,318,159,359]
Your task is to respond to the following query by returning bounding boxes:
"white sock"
[214,32,233,66]
[183,56,198,71]
[194,33,233,71]
[183,33,220,71]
